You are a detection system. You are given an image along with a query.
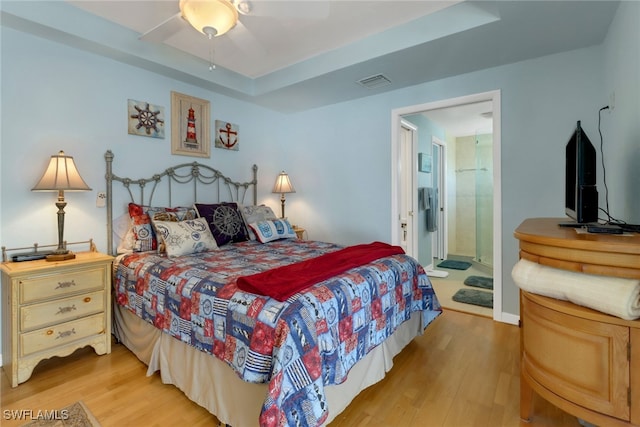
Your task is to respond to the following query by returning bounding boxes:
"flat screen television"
[565,120,598,224]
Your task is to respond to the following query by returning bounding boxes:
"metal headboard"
[105,150,258,256]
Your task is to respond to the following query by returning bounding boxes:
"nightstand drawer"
[20,313,106,357]
[20,267,105,304]
[20,290,104,332]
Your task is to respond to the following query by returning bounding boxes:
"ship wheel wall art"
[171,91,211,158]
[128,99,165,139]
[215,120,239,151]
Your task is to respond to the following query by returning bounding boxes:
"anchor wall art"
[215,120,239,151]
[171,91,211,158]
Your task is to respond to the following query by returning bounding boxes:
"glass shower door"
[475,133,493,267]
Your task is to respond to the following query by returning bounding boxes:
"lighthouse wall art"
[170,91,211,158]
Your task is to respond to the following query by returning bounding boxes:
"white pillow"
[240,204,278,240]
[152,217,219,257]
[114,212,134,254]
[249,219,296,243]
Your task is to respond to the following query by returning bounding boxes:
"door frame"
[390,90,504,323]
[431,136,447,261]
[398,119,419,259]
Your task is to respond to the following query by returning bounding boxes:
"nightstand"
[293,226,306,239]
[1,251,113,387]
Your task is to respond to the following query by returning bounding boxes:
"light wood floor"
[1,310,582,427]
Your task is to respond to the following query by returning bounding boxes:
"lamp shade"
[180,0,239,37]
[272,171,295,194]
[32,151,92,192]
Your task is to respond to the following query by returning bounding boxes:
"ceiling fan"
[139,0,329,70]
[140,0,329,43]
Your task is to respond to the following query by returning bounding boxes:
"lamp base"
[46,252,76,262]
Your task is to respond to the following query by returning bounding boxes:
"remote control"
[11,251,54,262]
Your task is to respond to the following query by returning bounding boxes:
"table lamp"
[272,171,295,219]
[32,150,91,261]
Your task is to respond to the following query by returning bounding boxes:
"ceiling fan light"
[180,0,239,37]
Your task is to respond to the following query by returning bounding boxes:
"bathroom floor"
[428,256,494,318]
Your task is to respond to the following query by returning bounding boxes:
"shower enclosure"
[454,133,493,268]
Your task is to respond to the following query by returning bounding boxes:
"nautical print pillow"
[194,202,249,247]
[239,204,278,240]
[249,219,297,243]
[128,203,197,252]
[152,217,218,258]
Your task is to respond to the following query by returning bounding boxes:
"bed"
[105,150,442,426]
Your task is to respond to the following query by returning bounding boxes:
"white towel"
[512,259,640,320]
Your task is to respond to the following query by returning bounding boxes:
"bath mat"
[437,260,472,270]
[463,275,494,289]
[452,288,493,308]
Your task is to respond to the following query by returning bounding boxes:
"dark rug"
[437,260,472,270]
[452,288,493,308]
[463,275,494,290]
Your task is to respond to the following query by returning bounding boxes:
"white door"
[398,120,418,258]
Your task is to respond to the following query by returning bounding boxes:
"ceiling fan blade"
[242,0,330,19]
[226,20,267,58]
[140,12,187,43]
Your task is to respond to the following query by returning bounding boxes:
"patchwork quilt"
[114,239,442,426]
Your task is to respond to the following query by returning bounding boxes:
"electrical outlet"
[96,191,106,208]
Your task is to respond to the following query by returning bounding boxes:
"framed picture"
[215,120,239,151]
[171,91,210,158]
[128,99,165,139]
[418,153,432,173]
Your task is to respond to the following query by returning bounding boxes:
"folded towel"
[512,259,640,320]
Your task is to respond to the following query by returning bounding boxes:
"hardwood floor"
[1,310,582,427]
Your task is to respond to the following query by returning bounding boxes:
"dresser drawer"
[20,313,106,357]
[20,290,104,332]
[20,267,105,304]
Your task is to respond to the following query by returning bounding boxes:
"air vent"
[357,73,392,89]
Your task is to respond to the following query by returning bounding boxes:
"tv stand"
[514,218,640,426]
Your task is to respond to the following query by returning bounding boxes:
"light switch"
[96,191,106,207]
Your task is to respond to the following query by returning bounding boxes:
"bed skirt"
[113,303,423,426]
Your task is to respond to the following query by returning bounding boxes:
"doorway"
[390,90,503,322]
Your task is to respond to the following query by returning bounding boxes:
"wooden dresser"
[514,218,640,427]
[1,251,113,387]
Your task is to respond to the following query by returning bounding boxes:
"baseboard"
[499,312,520,325]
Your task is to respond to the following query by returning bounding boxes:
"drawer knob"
[56,305,77,315]
[83,297,91,303]
[46,329,54,336]
[55,280,76,289]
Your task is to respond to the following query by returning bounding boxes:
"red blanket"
[236,241,405,301]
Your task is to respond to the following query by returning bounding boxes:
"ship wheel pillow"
[194,202,249,247]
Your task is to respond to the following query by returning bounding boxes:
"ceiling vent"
[357,73,392,89]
